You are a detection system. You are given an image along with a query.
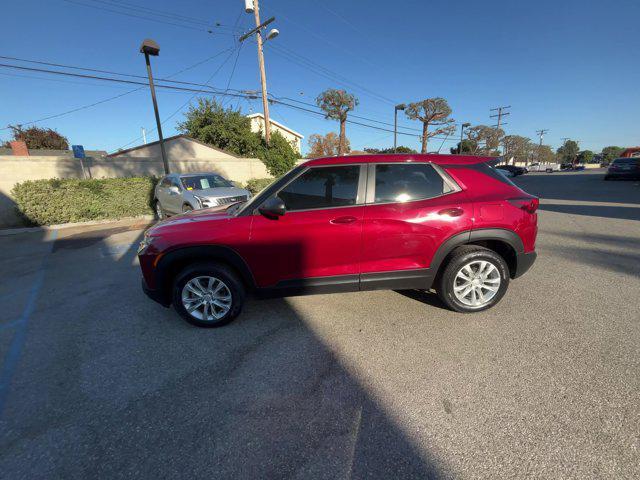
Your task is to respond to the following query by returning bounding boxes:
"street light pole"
[140,39,169,175]
[394,104,405,152]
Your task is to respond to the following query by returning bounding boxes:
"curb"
[0,215,155,237]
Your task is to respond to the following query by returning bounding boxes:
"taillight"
[508,197,539,213]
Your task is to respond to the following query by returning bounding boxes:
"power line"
[62,0,239,34]
[0,47,237,130]
[0,61,457,143]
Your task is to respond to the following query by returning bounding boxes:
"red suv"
[138,154,538,327]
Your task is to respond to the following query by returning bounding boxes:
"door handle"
[330,216,357,224]
[438,207,464,217]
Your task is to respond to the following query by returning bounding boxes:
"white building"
[247,113,304,153]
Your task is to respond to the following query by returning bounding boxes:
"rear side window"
[278,166,360,211]
[374,163,451,203]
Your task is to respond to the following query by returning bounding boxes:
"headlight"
[137,232,155,254]
[193,195,214,208]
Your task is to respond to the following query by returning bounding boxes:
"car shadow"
[394,289,448,310]
[0,218,444,479]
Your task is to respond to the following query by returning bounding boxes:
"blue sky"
[1,0,639,155]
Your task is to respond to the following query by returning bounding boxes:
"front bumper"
[606,171,640,179]
[141,277,170,307]
[513,251,537,278]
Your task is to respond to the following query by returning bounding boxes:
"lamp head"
[140,39,160,56]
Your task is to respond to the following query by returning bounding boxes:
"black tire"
[436,246,510,313]
[182,204,194,213]
[545,168,553,173]
[172,262,245,328]
[154,200,166,220]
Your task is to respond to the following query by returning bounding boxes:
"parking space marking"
[0,230,57,418]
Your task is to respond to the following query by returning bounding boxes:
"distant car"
[528,162,561,173]
[495,165,526,176]
[560,163,574,171]
[573,164,585,171]
[154,173,251,218]
[604,158,640,181]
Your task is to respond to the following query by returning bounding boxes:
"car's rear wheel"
[182,204,193,213]
[436,246,509,313]
[172,263,245,327]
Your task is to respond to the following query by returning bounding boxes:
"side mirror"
[258,196,286,219]
[169,186,180,194]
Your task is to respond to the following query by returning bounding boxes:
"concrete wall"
[0,154,271,227]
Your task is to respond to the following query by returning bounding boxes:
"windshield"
[180,174,232,190]
[613,158,636,165]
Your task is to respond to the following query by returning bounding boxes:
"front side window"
[160,177,172,187]
[278,166,360,211]
[374,163,450,203]
[181,174,232,191]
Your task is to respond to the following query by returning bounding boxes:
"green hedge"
[11,177,158,226]
[244,177,274,195]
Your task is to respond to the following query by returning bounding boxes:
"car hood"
[148,206,233,234]
[190,187,249,199]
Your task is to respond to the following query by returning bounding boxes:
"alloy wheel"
[453,260,501,308]
[181,276,232,321]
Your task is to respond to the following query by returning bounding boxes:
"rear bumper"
[513,251,537,278]
[606,171,640,179]
[141,277,170,307]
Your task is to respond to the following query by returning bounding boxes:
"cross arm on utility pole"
[238,16,275,42]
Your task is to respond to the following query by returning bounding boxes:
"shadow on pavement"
[538,203,640,221]
[0,219,443,479]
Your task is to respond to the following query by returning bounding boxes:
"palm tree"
[404,98,456,154]
[316,88,359,155]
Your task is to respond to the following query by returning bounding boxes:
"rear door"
[246,164,366,288]
[360,162,473,288]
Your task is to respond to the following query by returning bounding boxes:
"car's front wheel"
[172,263,245,327]
[436,246,509,313]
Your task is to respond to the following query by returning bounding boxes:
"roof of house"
[107,134,239,158]
[246,113,304,139]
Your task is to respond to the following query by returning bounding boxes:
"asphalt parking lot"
[0,169,638,479]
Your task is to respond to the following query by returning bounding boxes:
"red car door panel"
[361,191,473,273]
[246,207,364,287]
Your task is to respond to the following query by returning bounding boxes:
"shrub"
[11,177,158,226]
[4,125,70,150]
[245,178,274,195]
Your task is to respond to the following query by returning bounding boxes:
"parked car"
[154,173,251,218]
[604,158,640,180]
[495,167,515,178]
[496,165,526,176]
[138,155,539,327]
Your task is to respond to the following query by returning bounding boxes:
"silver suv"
[154,173,251,218]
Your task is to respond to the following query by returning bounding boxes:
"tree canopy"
[556,140,580,163]
[179,98,299,177]
[601,146,624,162]
[577,150,595,163]
[4,125,69,150]
[364,146,417,154]
[465,125,503,155]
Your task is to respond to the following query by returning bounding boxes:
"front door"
[246,164,366,289]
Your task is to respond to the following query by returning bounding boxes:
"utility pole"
[490,105,510,158]
[239,1,275,144]
[536,129,549,163]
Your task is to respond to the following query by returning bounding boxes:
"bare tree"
[404,98,456,153]
[465,125,504,155]
[316,89,358,155]
[307,132,350,157]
